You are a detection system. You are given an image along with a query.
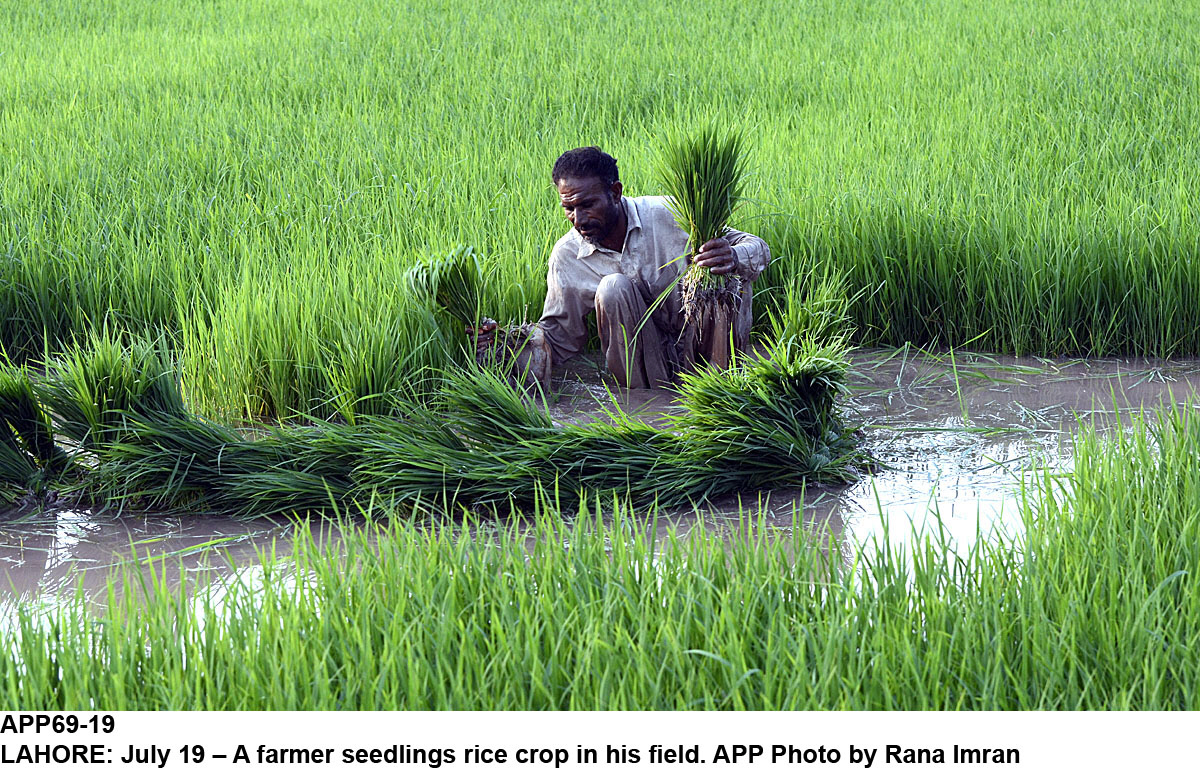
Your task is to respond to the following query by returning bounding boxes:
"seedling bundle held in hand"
[406,245,484,330]
[656,124,748,369]
[407,246,550,392]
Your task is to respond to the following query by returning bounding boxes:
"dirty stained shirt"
[538,195,771,363]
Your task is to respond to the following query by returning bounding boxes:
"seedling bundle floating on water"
[656,124,748,369]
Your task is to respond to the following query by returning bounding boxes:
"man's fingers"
[693,249,737,272]
[466,320,499,335]
[468,320,499,351]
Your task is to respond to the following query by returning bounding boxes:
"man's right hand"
[470,318,499,352]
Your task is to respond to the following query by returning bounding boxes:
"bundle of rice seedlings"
[532,420,689,504]
[674,341,861,491]
[673,272,864,491]
[90,412,256,510]
[438,363,555,447]
[0,363,67,474]
[406,245,484,329]
[763,269,854,357]
[656,124,748,367]
[351,410,542,509]
[36,332,185,449]
[92,411,368,515]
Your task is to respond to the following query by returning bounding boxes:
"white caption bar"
[0,711,1192,775]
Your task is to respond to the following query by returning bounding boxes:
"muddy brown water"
[4,348,1200,607]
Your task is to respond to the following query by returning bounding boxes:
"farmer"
[481,146,770,390]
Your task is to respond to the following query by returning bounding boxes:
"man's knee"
[596,273,636,308]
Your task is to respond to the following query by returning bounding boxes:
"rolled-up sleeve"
[538,246,590,364]
[724,227,770,282]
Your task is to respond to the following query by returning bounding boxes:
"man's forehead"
[555,176,611,201]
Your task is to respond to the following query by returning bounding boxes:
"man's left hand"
[693,237,738,275]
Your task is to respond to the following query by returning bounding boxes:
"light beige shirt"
[538,195,770,362]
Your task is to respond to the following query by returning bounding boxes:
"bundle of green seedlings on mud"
[25,345,854,516]
[657,123,747,361]
[674,341,857,490]
[671,272,861,489]
[0,363,70,502]
[15,270,861,515]
[354,353,852,508]
[406,366,692,503]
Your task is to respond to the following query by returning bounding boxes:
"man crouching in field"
[481,146,770,390]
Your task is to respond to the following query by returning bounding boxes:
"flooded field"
[836,349,1200,552]
[4,348,1200,605]
[558,348,1200,550]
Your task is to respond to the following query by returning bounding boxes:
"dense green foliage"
[4,408,1197,709]
[3,0,1199,419]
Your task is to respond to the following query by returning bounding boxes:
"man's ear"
[610,181,623,200]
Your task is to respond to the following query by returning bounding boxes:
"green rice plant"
[530,419,690,502]
[178,263,450,422]
[362,336,857,511]
[319,315,443,424]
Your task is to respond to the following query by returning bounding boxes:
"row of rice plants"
[2,405,1196,709]
[4,0,1200,421]
[1,279,860,515]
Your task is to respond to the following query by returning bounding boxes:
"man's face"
[555,176,623,246]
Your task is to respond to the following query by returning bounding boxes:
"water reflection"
[0,510,319,604]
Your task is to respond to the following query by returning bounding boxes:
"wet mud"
[5,348,1200,605]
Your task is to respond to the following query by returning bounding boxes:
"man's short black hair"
[552,147,620,186]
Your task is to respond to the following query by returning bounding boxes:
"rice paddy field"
[2,0,1199,709]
